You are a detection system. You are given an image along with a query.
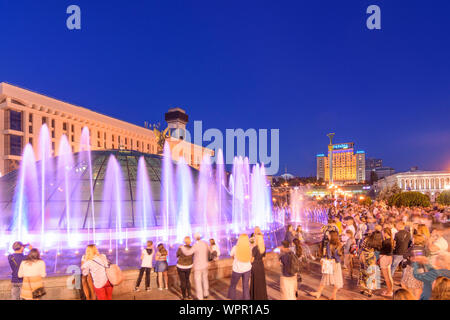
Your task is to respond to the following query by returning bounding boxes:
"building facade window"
[9,110,22,131]
[9,135,22,156]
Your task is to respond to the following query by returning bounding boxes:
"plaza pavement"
[114,260,396,300]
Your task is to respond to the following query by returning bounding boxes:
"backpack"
[350,243,358,256]
[106,263,124,286]
[208,250,218,261]
[286,252,300,276]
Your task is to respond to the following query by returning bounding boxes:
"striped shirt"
[81,254,109,289]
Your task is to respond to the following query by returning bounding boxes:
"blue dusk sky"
[0,1,449,176]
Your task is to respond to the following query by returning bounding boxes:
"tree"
[359,196,372,206]
[388,191,430,208]
[437,191,450,206]
[378,184,402,201]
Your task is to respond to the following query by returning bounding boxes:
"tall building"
[365,157,395,182]
[316,141,366,184]
[0,82,212,175]
[165,107,188,140]
[366,158,383,169]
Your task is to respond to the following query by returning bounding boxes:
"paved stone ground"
[115,260,400,300]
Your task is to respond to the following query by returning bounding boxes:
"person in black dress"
[250,234,268,300]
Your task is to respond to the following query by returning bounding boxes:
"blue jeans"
[11,282,22,300]
[374,251,380,261]
[228,270,251,300]
[391,255,404,276]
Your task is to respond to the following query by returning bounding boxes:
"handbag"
[27,277,46,299]
[93,258,123,286]
[321,258,334,275]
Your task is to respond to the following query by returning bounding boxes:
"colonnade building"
[376,170,450,200]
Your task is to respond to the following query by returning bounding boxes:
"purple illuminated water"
[0,127,281,277]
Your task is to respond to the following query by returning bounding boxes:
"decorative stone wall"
[0,252,283,300]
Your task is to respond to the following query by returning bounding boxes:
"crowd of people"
[301,201,450,300]
[6,200,450,300]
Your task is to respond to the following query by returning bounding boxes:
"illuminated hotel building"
[316,142,366,184]
[0,82,212,175]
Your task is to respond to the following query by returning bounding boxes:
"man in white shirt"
[181,233,211,300]
[428,229,448,256]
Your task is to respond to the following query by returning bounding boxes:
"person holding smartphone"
[7,242,31,300]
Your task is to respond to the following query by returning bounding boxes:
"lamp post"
[327,133,335,185]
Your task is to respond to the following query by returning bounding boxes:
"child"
[155,243,169,290]
[135,240,154,291]
[343,230,356,279]
[209,239,220,261]
[364,256,381,297]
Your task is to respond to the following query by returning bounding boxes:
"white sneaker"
[134,287,140,292]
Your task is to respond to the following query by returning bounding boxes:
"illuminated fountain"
[0,126,281,277]
[289,187,327,242]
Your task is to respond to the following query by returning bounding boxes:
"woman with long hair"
[228,234,252,300]
[284,224,295,245]
[358,229,382,296]
[393,288,416,300]
[176,237,194,300]
[292,238,304,296]
[81,250,96,300]
[379,227,394,297]
[254,226,263,236]
[416,224,430,241]
[310,231,343,300]
[401,234,429,299]
[431,277,450,300]
[18,248,46,300]
[81,244,113,300]
[250,234,268,300]
[155,243,169,290]
[209,238,221,261]
[295,225,315,261]
[343,229,356,279]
